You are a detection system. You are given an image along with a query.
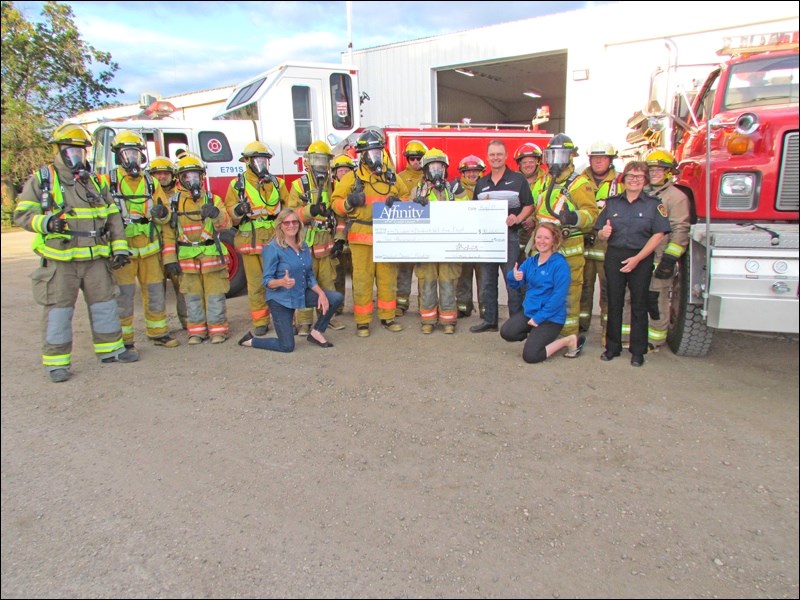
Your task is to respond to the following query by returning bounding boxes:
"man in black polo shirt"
[470,140,535,333]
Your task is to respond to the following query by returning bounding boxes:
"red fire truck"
[630,31,798,355]
[90,63,552,296]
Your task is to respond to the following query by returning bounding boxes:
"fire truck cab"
[639,31,799,355]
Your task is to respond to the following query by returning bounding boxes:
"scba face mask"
[61,146,91,182]
[426,164,446,189]
[363,148,384,174]
[119,147,145,176]
[309,155,330,179]
[543,148,573,177]
[180,171,204,199]
[249,156,270,179]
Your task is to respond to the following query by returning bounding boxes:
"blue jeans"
[479,229,522,325]
[251,289,344,353]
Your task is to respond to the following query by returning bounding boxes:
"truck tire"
[667,254,713,356]
[219,229,246,298]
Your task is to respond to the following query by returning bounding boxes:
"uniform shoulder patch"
[657,203,668,218]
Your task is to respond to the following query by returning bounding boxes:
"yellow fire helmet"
[239,140,274,161]
[421,147,449,169]
[175,153,206,176]
[331,154,356,170]
[147,156,176,174]
[646,149,678,171]
[49,122,92,147]
[111,130,146,151]
[403,139,428,159]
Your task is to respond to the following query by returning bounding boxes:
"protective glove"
[164,262,182,278]
[345,190,366,209]
[413,195,429,207]
[110,253,131,270]
[647,290,661,320]
[653,254,678,280]
[331,239,346,259]
[385,170,397,185]
[233,201,250,217]
[200,203,220,220]
[46,216,68,234]
[385,195,401,208]
[559,207,579,227]
[150,203,168,220]
[309,203,326,218]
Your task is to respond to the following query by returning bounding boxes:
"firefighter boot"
[48,368,70,383]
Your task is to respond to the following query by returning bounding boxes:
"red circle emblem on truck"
[206,138,223,154]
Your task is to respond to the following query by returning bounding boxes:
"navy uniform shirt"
[472,167,534,230]
[594,192,671,250]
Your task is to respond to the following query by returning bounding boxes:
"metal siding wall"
[352,1,798,156]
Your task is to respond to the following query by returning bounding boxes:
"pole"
[346,1,353,64]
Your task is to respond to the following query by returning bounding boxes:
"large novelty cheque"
[372,199,508,263]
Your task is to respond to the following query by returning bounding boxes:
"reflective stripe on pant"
[559,252,585,338]
[113,252,168,343]
[181,267,230,338]
[417,262,460,324]
[165,270,187,325]
[33,259,125,369]
[243,252,270,328]
[579,258,606,332]
[395,263,415,309]
[350,244,397,325]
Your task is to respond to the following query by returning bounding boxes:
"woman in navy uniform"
[594,161,670,367]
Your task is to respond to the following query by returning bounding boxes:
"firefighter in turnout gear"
[414,148,470,334]
[453,155,485,319]
[223,141,289,336]
[14,123,137,382]
[621,150,690,349]
[147,156,187,329]
[534,133,600,338]
[331,153,355,314]
[287,140,344,334]
[163,153,232,344]
[576,140,622,340]
[331,129,410,337]
[395,139,428,316]
[514,142,548,264]
[105,131,177,349]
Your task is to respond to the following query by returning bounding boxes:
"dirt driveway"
[1,229,798,599]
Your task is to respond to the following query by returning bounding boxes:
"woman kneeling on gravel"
[238,208,343,352]
[500,222,585,363]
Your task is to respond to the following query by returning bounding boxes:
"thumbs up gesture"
[512,262,523,281]
[599,220,613,241]
[282,269,296,289]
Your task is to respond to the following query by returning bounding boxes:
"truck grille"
[776,131,799,211]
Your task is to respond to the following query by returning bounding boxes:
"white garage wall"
[350,1,799,160]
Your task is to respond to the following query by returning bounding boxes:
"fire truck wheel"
[667,253,714,356]
[220,229,246,298]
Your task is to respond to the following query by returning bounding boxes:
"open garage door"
[435,51,567,133]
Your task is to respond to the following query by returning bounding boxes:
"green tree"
[1,0,122,195]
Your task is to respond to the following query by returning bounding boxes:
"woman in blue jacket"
[501,222,586,363]
[238,208,343,352]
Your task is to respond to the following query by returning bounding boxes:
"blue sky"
[16,1,609,105]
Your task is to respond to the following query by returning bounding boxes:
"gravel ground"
[1,229,798,599]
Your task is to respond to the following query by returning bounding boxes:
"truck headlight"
[718,172,757,211]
